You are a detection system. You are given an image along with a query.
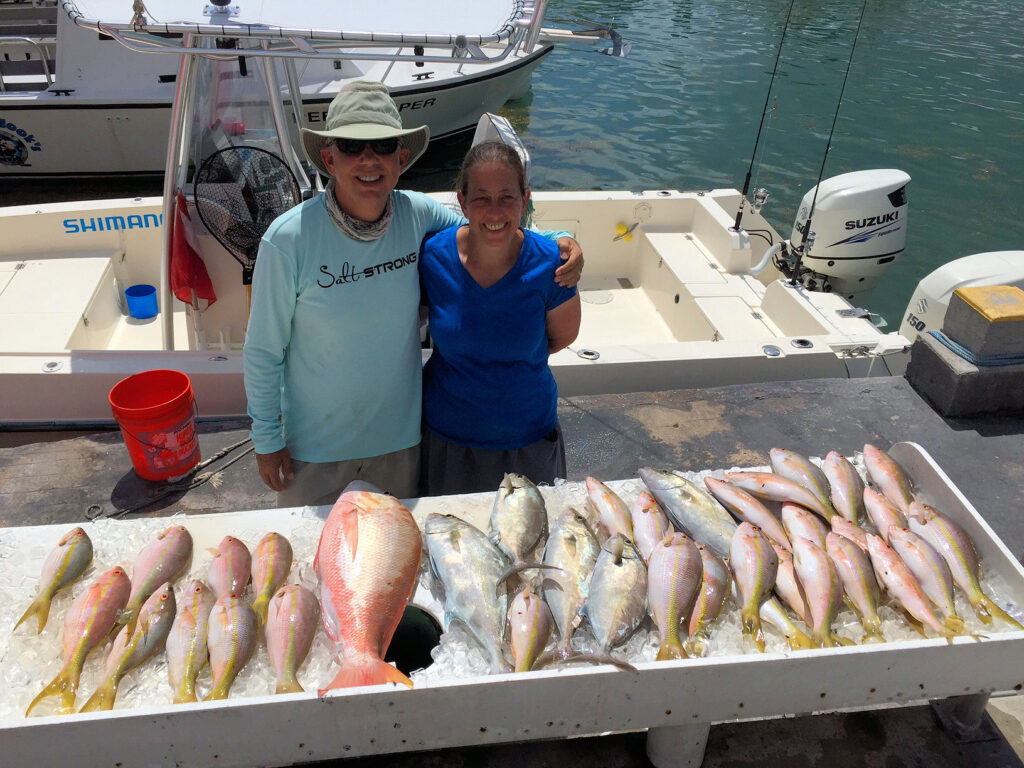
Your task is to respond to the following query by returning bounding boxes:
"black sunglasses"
[334,137,401,156]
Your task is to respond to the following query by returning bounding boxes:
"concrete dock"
[2,375,1023,767]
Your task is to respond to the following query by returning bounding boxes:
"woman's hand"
[256,447,295,491]
[554,237,584,287]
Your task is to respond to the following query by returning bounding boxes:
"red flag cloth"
[169,190,217,305]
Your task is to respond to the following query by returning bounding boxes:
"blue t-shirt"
[420,227,577,450]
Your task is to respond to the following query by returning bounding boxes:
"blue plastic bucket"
[125,284,158,319]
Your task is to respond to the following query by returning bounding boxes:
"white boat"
[0,0,621,177]
[0,0,1020,431]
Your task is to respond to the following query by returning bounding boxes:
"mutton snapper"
[316,491,423,690]
[80,582,176,711]
[166,579,215,704]
[647,532,702,660]
[26,566,131,715]
[426,513,511,673]
[541,507,600,653]
[14,526,93,634]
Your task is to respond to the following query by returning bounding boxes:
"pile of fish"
[10,446,1024,718]
[16,523,319,716]
[423,446,1024,673]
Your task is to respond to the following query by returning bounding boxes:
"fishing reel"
[772,231,835,293]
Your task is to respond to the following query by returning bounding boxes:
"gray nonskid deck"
[2,376,1023,767]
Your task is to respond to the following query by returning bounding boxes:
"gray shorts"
[276,443,421,508]
[420,426,566,497]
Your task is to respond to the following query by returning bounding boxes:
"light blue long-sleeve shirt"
[243,190,463,462]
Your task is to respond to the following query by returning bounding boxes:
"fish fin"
[741,608,766,653]
[498,561,562,592]
[656,640,688,661]
[207,547,220,557]
[540,577,564,594]
[318,660,413,693]
[784,626,814,651]
[861,616,885,643]
[979,594,1024,631]
[251,594,270,627]
[13,593,52,635]
[275,679,305,694]
[685,630,709,657]
[79,675,118,712]
[26,665,79,716]
[830,633,855,647]
[943,615,967,636]
[341,512,360,559]
[172,684,198,704]
[534,648,637,673]
[901,610,928,638]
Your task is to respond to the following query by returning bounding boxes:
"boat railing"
[0,34,53,91]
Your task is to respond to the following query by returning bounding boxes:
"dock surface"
[2,376,1023,767]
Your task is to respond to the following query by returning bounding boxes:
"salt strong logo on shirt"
[317,252,417,287]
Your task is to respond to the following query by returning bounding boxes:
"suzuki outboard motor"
[786,169,910,303]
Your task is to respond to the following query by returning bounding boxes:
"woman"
[419,141,582,495]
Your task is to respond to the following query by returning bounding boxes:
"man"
[243,81,583,506]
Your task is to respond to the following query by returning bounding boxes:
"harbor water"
[7,0,1022,328]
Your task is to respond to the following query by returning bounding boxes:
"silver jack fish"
[541,507,600,652]
[639,468,735,557]
[584,534,648,653]
[491,473,554,586]
[426,513,512,673]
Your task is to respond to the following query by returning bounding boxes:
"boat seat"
[0,255,116,352]
[640,231,782,340]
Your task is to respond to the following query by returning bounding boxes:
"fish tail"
[831,633,856,647]
[79,676,119,712]
[656,639,688,661]
[14,593,53,635]
[979,594,1024,631]
[741,609,766,653]
[275,678,305,694]
[497,562,562,591]
[534,649,637,673]
[251,595,270,627]
[861,617,885,643]
[785,626,814,651]
[318,660,414,694]
[172,685,198,704]
[26,665,80,716]
[685,630,708,657]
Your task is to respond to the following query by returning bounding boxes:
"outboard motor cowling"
[789,169,910,302]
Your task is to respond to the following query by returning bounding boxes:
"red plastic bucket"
[109,369,201,482]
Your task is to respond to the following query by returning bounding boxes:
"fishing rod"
[789,0,871,286]
[732,0,798,233]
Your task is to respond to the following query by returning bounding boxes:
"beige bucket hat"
[300,80,430,177]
